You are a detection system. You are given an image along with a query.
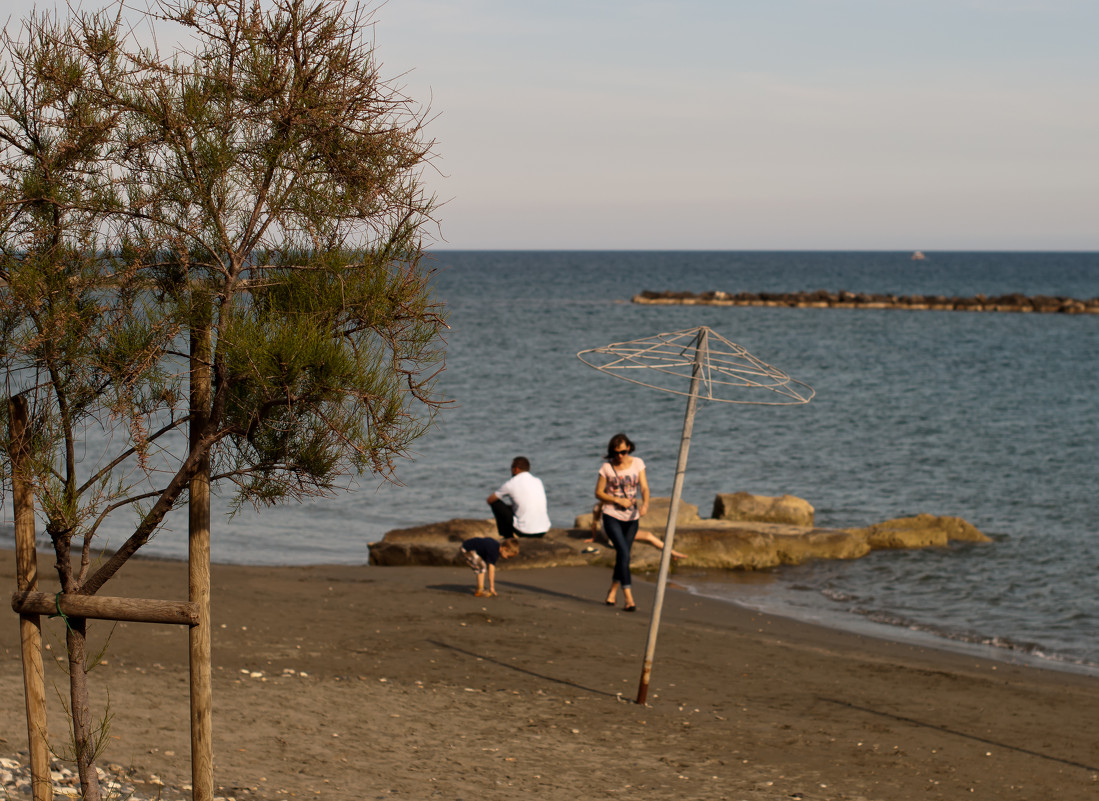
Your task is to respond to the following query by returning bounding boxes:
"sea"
[3,251,1097,676]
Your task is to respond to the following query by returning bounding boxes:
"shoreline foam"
[678,572,1099,679]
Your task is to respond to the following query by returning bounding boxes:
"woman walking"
[595,433,650,611]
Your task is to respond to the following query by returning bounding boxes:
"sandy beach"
[2,548,1098,800]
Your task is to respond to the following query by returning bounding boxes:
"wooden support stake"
[189,322,214,801]
[9,396,52,801]
[11,591,198,626]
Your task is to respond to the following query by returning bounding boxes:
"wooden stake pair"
[9,382,213,800]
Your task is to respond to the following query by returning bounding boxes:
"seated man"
[486,456,551,538]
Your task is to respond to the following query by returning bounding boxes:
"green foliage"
[217,250,444,505]
[1,0,445,570]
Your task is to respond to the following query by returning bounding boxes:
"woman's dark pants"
[602,514,638,588]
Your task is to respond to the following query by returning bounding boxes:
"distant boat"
[911,251,927,261]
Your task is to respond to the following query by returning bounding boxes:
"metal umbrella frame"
[577,326,814,704]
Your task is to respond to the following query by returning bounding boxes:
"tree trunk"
[66,618,102,801]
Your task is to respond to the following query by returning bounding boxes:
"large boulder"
[367,519,492,566]
[667,525,869,569]
[641,497,702,530]
[712,492,815,527]
[668,527,782,569]
[846,514,991,549]
[379,518,494,545]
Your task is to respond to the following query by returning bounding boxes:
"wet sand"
[2,549,1098,800]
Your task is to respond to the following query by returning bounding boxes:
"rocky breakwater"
[367,492,991,571]
[633,289,1099,314]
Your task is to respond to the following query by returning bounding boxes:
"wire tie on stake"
[50,591,75,633]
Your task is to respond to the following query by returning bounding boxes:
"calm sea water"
[4,251,1097,673]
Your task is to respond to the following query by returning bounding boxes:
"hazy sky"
[6,0,1098,250]
[379,0,1099,251]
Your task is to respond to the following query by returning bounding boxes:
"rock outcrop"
[368,493,991,571]
[848,513,988,549]
[712,492,814,527]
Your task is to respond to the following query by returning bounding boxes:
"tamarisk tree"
[0,1,445,797]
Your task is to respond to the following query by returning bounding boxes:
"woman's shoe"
[624,605,637,612]
[604,600,616,606]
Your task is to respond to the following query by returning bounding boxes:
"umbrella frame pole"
[636,329,707,705]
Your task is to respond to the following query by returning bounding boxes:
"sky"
[6,0,1098,250]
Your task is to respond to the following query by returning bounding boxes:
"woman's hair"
[605,432,635,459]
